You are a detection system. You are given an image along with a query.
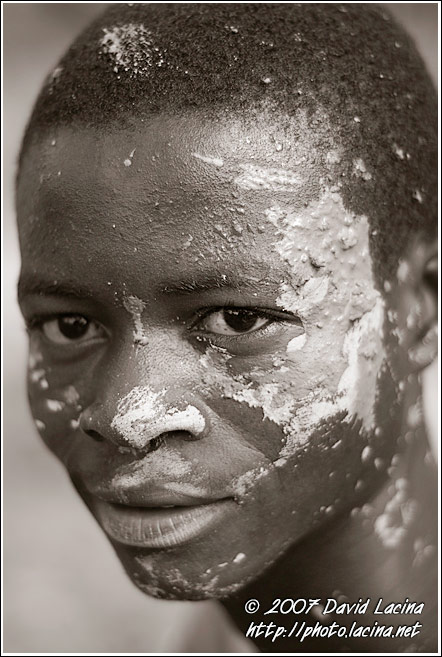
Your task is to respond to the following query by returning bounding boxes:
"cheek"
[207,396,285,462]
[253,189,395,447]
[27,338,85,459]
[199,297,397,525]
[210,301,387,465]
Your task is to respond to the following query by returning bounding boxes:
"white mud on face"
[201,188,386,461]
[113,183,386,474]
[103,109,387,500]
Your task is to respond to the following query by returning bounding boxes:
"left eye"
[197,308,271,335]
[40,315,106,345]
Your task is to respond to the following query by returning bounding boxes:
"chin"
[111,540,254,601]
[127,562,246,601]
[134,576,245,601]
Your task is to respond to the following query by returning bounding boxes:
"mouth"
[92,497,235,549]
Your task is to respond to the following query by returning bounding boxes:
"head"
[17,4,437,600]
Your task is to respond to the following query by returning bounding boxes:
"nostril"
[148,435,165,452]
[176,430,200,442]
[146,430,198,453]
[84,429,105,442]
[160,430,199,442]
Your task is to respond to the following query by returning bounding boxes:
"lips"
[92,497,235,549]
[76,454,239,549]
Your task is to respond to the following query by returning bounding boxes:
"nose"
[78,322,211,451]
[80,385,208,452]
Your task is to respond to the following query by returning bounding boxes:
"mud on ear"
[394,239,438,373]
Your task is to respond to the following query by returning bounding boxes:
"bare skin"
[17,113,437,652]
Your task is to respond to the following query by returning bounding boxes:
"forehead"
[17,111,373,298]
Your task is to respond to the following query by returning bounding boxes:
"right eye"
[37,314,107,345]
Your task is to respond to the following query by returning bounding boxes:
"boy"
[16,4,437,652]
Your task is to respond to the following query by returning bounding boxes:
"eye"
[39,315,107,345]
[197,308,273,336]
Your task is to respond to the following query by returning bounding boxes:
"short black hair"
[18,3,437,284]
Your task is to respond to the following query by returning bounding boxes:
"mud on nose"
[79,386,209,451]
[110,386,207,451]
[122,406,206,451]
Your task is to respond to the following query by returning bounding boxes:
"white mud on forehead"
[234,164,303,191]
[192,152,224,168]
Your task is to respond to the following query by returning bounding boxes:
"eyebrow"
[18,268,287,301]
[159,269,285,296]
[17,277,97,302]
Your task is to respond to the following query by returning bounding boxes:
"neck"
[221,416,437,652]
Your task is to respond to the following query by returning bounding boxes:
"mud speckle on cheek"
[30,368,49,390]
[407,324,437,367]
[28,335,84,435]
[46,399,66,412]
[34,386,84,437]
[28,340,47,387]
[361,445,373,463]
[406,401,422,429]
[286,333,307,354]
[412,538,436,569]
[373,478,419,549]
[62,385,80,406]
[28,348,42,370]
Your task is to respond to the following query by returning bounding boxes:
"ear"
[394,238,438,373]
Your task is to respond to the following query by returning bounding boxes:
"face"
[18,111,402,600]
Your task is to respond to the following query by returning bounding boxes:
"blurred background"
[3,3,438,653]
